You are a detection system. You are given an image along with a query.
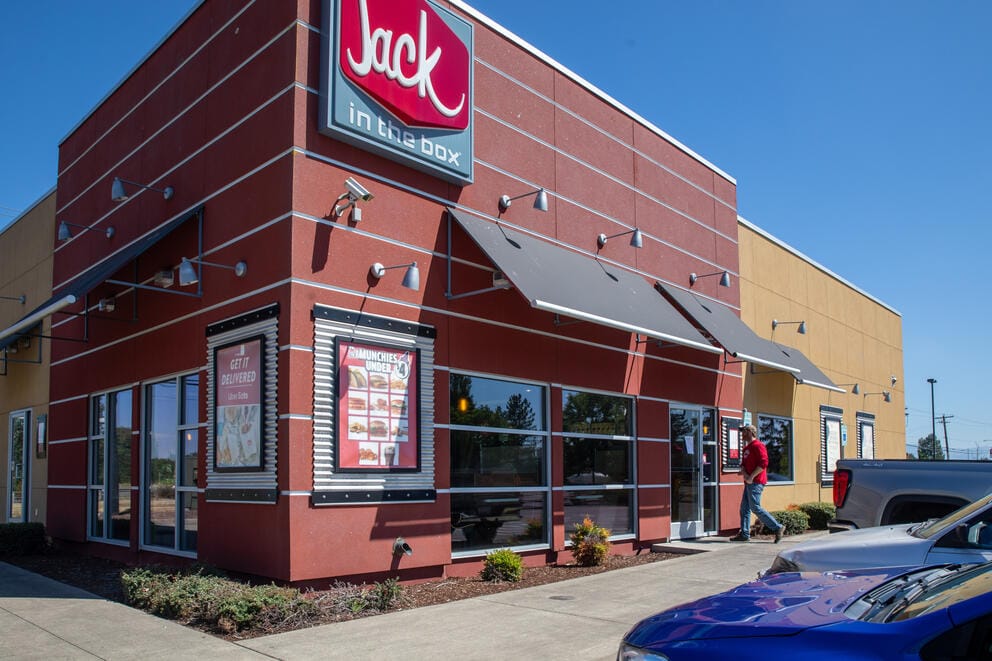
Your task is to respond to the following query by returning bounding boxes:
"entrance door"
[670,407,701,539]
[7,410,30,522]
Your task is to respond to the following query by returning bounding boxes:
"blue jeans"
[740,483,782,539]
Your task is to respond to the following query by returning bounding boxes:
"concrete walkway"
[1,533,825,660]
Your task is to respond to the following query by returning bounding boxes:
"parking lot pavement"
[2,532,824,661]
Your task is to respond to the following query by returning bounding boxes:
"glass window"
[562,389,635,537]
[451,491,547,553]
[563,490,633,535]
[450,431,545,488]
[449,374,548,554]
[88,389,132,542]
[450,374,545,430]
[758,414,793,482]
[144,374,199,553]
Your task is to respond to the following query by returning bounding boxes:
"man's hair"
[743,424,758,436]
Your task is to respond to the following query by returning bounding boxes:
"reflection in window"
[145,374,199,553]
[758,414,793,482]
[563,490,633,535]
[562,390,635,537]
[450,431,545,488]
[88,389,132,542]
[449,374,548,554]
[450,374,545,430]
[451,491,547,553]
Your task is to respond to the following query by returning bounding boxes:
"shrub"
[0,522,47,556]
[798,502,836,529]
[569,517,611,567]
[368,578,403,610]
[481,548,523,583]
[759,509,809,535]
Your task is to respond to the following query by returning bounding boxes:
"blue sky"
[2,1,990,457]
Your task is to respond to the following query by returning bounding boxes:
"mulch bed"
[4,545,685,637]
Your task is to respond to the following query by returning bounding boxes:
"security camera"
[344,177,373,202]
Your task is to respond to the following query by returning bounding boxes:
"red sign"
[337,339,418,471]
[339,0,470,130]
[215,338,264,471]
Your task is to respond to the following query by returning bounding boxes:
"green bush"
[121,566,312,631]
[368,578,403,610]
[481,548,523,583]
[0,522,47,556]
[758,509,809,536]
[569,517,611,567]
[798,502,836,530]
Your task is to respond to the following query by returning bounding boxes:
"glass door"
[8,410,30,522]
[670,407,701,539]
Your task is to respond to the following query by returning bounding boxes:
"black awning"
[447,208,720,354]
[656,282,843,392]
[0,206,201,351]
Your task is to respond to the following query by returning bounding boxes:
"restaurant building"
[0,0,903,583]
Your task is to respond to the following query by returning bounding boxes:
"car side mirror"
[955,523,970,545]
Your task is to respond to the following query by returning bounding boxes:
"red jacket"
[741,439,769,485]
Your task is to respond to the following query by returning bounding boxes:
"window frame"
[140,372,200,557]
[449,370,551,558]
[757,413,795,484]
[560,387,637,541]
[86,388,132,545]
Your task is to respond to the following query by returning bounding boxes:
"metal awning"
[0,206,201,352]
[656,281,843,392]
[446,208,720,354]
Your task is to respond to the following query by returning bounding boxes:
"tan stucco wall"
[0,190,55,524]
[739,220,904,512]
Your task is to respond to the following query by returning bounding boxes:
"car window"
[917,494,992,540]
[921,613,992,660]
[890,565,992,621]
[934,509,992,550]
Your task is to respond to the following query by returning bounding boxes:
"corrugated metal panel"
[313,307,436,499]
[205,310,279,502]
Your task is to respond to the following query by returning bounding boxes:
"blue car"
[618,562,992,660]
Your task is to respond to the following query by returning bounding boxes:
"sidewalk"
[1,532,825,661]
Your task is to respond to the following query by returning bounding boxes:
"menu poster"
[214,336,265,471]
[722,417,742,472]
[336,338,419,472]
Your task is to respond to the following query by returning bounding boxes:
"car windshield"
[913,493,992,539]
[849,563,992,623]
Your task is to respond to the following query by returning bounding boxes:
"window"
[820,406,842,485]
[758,414,793,482]
[450,374,548,553]
[88,389,132,542]
[561,389,635,536]
[857,413,876,459]
[144,374,198,553]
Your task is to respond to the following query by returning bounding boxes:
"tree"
[917,433,945,460]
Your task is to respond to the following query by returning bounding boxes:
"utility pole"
[927,378,937,458]
[937,414,953,460]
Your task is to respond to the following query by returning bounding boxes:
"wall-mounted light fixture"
[864,390,891,403]
[596,228,643,250]
[58,220,115,241]
[369,262,419,291]
[890,375,898,386]
[498,187,548,214]
[837,383,860,395]
[178,257,248,287]
[0,294,26,304]
[333,177,374,221]
[689,270,730,287]
[772,319,806,334]
[112,177,174,202]
[97,298,116,313]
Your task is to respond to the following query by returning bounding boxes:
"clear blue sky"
[2,1,990,458]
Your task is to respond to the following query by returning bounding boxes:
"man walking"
[731,424,784,543]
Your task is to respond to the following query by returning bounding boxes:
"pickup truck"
[831,458,992,532]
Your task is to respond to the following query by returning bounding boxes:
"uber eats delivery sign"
[320,0,474,184]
